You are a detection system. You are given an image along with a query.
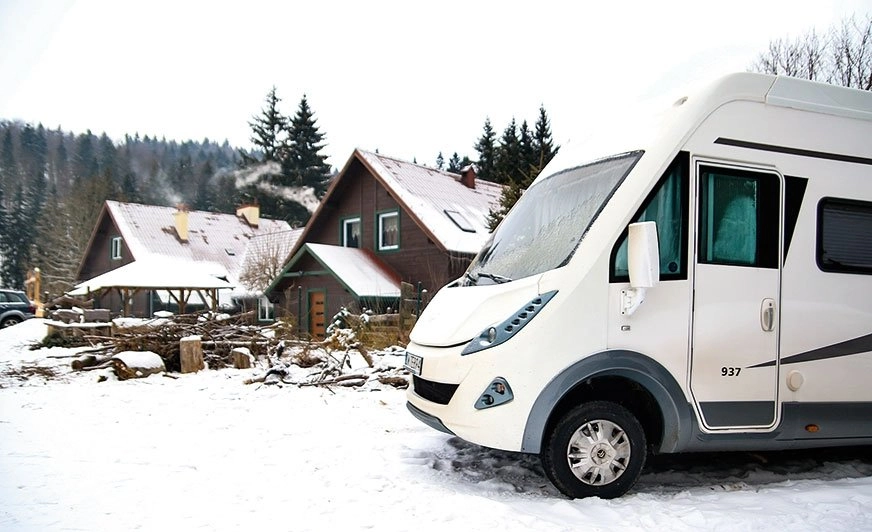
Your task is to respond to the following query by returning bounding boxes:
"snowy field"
[3,319,872,531]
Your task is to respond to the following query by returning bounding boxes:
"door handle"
[761,298,776,332]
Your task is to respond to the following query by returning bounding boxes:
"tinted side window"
[818,198,872,274]
[611,152,689,282]
[698,166,780,269]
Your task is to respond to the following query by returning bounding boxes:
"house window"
[818,197,872,274]
[258,296,274,321]
[378,211,399,251]
[111,237,123,260]
[342,217,361,248]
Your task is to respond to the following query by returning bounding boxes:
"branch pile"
[61,310,410,389]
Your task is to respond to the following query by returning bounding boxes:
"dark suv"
[0,289,36,328]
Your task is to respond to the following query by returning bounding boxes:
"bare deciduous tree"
[831,14,872,90]
[238,231,295,293]
[751,13,872,90]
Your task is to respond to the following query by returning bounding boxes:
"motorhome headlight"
[461,290,558,356]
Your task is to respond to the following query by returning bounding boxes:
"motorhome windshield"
[467,151,643,284]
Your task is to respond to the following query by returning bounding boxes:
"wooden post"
[180,335,204,373]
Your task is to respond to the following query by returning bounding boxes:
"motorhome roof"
[766,74,872,121]
[538,73,872,184]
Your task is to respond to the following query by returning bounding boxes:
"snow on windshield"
[468,151,643,282]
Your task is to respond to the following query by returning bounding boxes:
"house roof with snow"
[77,201,295,293]
[68,257,233,295]
[355,150,502,254]
[286,149,503,260]
[286,243,401,299]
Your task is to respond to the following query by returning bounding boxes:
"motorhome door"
[690,162,783,430]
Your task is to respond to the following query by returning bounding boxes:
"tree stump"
[180,335,204,373]
[231,347,253,369]
[111,351,165,380]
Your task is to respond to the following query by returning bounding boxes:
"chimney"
[236,204,260,227]
[173,204,189,242]
[460,165,476,189]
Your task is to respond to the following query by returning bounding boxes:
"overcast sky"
[1,0,868,169]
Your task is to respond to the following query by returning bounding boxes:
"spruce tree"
[494,118,521,185]
[72,130,99,184]
[486,107,560,230]
[473,118,497,182]
[248,87,289,164]
[532,105,559,174]
[284,94,331,197]
[436,152,444,170]
[447,152,462,173]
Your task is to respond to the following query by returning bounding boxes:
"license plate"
[404,352,423,376]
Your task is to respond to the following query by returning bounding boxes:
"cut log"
[179,335,204,373]
[71,354,112,371]
[231,347,253,369]
[111,351,166,380]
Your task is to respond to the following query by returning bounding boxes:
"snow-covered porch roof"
[272,243,401,300]
[67,257,234,315]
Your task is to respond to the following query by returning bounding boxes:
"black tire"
[1,316,22,328]
[541,401,647,499]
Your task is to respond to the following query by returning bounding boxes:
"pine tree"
[247,87,289,164]
[486,107,560,230]
[474,118,497,182]
[532,105,559,175]
[447,152,462,173]
[72,130,99,184]
[518,120,536,181]
[436,152,444,170]
[284,94,331,197]
[0,184,28,288]
[494,118,521,185]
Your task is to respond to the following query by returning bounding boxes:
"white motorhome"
[404,73,872,499]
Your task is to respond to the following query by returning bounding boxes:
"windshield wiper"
[477,272,512,284]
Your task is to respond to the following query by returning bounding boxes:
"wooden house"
[73,200,299,318]
[267,149,503,338]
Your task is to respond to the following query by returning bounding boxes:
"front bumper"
[406,401,455,435]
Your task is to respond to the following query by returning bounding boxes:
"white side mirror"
[628,221,660,288]
[622,221,660,316]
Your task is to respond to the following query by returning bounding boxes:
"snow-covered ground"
[3,319,872,531]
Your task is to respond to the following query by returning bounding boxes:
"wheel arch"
[521,350,695,454]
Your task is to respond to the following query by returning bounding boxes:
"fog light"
[475,377,513,410]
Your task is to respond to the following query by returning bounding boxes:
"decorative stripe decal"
[751,332,872,368]
[714,137,872,166]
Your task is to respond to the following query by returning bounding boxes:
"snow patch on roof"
[69,256,233,296]
[357,151,503,254]
[305,244,400,298]
[105,200,294,292]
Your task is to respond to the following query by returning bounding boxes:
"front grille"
[413,375,459,405]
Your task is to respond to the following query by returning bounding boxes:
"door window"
[698,166,780,269]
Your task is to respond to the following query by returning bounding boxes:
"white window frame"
[378,211,399,251]
[111,237,123,260]
[342,217,361,248]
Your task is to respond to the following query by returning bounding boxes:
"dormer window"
[378,211,399,251]
[342,216,361,248]
[111,237,123,260]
